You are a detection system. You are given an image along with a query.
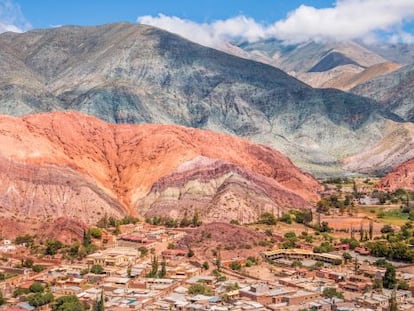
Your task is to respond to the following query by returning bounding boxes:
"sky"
[2,0,414,47]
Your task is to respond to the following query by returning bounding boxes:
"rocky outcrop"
[140,156,314,223]
[377,158,414,192]
[0,111,321,225]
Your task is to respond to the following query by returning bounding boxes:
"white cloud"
[138,14,266,49]
[0,0,31,33]
[137,0,414,47]
[270,0,414,43]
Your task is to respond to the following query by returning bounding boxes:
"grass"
[357,205,409,226]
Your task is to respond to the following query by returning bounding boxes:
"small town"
[1,1,414,311]
[0,178,414,311]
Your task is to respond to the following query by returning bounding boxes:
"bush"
[202,261,209,270]
[188,283,212,295]
[258,212,277,225]
[381,225,395,234]
[28,292,54,307]
[88,228,102,239]
[279,213,292,224]
[138,246,148,257]
[323,288,344,299]
[52,295,85,311]
[90,264,104,274]
[230,261,242,271]
[32,265,45,273]
[29,282,44,293]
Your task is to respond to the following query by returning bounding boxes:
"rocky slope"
[377,158,414,192]
[0,23,404,177]
[238,39,396,89]
[351,64,414,122]
[0,111,321,227]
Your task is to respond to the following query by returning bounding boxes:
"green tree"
[383,264,397,289]
[113,223,121,235]
[369,220,374,240]
[188,283,212,295]
[202,261,209,270]
[44,239,63,255]
[389,288,398,311]
[343,252,352,263]
[322,288,344,299]
[92,291,104,311]
[158,258,167,278]
[29,282,44,293]
[146,256,159,278]
[230,261,242,271]
[258,212,277,225]
[90,264,104,275]
[0,292,5,305]
[83,230,92,247]
[28,291,54,307]
[32,264,45,273]
[52,295,85,311]
[89,228,102,239]
[138,246,148,257]
[192,210,202,227]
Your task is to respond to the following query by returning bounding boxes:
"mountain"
[237,39,398,89]
[351,64,414,122]
[0,111,321,230]
[377,157,414,192]
[360,41,414,65]
[0,23,407,177]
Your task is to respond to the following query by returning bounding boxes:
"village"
[0,178,413,310]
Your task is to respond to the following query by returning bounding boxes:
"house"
[86,247,139,267]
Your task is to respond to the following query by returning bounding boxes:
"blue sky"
[1,0,414,46]
[16,0,334,28]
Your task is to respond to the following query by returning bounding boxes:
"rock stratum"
[0,112,320,229]
[0,23,410,177]
[378,158,414,192]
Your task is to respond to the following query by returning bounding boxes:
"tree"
[343,252,352,263]
[188,283,212,295]
[89,228,102,239]
[230,261,242,271]
[369,220,374,240]
[202,261,209,270]
[319,221,331,233]
[90,264,104,275]
[138,246,148,257]
[33,264,45,273]
[389,288,398,311]
[44,239,63,255]
[93,291,104,311]
[381,225,394,234]
[83,230,92,247]
[158,258,167,278]
[28,291,54,307]
[29,282,44,293]
[322,288,344,299]
[192,210,201,227]
[383,264,397,289]
[259,212,277,225]
[187,248,194,258]
[146,256,159,278]
[0,292,5,306]
[113,223,121,235]
[52,295,85,311]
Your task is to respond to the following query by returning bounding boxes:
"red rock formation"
[378,158,414,192]
[0,111,321,226]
